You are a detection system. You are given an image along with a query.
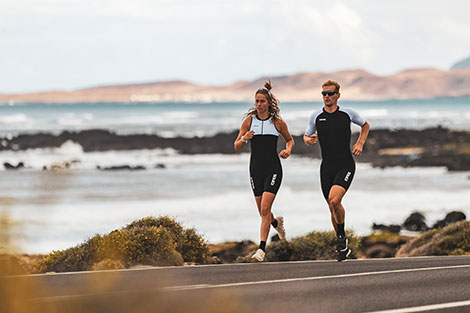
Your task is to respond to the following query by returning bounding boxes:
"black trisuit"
[305,106,366,199]
[249,115,282,197]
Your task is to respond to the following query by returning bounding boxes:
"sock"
[271,219,278,228]
[259,241,266,252]
[337,223,345,237]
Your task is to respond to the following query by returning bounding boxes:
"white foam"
[361,108,389,118]
[0,145,180,170]
[0,113,29,123]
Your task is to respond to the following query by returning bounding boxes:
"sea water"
[0,99,469,254]
[1,98,470,137]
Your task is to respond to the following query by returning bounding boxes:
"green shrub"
[181,228,211,263]
[36,216,209,273]
[125,216,184,246]
[92,258,125,271]
[266,230,361,261]
[396,221,470,257]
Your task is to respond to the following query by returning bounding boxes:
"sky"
[1,0,469,93]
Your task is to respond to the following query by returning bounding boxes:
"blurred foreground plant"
[1,254,252,313]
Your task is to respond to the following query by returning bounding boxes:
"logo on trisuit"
[271,174,277,186]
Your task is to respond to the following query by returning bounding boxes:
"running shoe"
[336,235,351,262]
[274,216,286,240]
[251,249,265,262]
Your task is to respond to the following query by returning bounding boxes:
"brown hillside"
[1,68,469,102]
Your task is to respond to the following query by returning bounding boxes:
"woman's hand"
[243,130,255,141]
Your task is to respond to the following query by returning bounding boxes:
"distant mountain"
[1,68,470,102]
[451,57,470,69]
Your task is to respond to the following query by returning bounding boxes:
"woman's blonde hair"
[244,79,281,121]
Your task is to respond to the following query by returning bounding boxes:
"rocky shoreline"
[1,127,470,171]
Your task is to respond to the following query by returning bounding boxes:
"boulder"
[432,211,466,229]
[3,162,24,170]
[403,212,428,232]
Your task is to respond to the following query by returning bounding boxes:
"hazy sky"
[1,0,469,93]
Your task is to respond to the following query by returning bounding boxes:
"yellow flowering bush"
[36,216,210,273]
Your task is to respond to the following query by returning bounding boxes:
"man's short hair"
[322,80,340,93]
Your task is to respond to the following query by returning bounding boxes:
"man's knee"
[328,197,341,211]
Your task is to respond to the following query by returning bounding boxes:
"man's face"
[321,85,340,107]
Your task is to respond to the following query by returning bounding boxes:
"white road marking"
[364,299,470,313]
[32,264,470,303]
[162,264,470,291]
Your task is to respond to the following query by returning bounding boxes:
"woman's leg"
[255,196,275,223]
[259,192,276,242]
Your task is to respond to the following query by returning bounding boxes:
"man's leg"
[327,185,347,235]
[327,185,350,262]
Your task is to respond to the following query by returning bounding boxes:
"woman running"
[234,80,294,262]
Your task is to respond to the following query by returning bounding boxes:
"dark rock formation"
[403,212,429,232]
[210,240,256,263]
[432,211,466,229]
[372,223,401,234]
[4,162,24,170]
[97,165,146,171]
[360,234,410,258]
[1,127,469,171]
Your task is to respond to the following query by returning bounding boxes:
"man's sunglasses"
[321,91,338,96]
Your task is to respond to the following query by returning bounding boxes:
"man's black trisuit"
[249,115,282,197]
[305,106,366,199]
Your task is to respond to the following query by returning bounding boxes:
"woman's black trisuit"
[249,116,282,197]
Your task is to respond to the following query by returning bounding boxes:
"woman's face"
[255,93,269,115]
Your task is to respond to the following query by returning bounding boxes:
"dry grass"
[396,221,470,257]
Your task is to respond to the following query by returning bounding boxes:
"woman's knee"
[260,207,271,218]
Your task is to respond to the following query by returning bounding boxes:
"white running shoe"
[274,216,286,240]
[251,249,265,262]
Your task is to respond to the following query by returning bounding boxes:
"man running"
[304,80,370,262]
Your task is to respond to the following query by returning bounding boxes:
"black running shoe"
[336,235,351,262]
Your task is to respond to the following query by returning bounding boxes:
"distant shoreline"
[1,95,470,105]
[1,67,469,102]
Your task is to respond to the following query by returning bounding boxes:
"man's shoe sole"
[337,248,351,262]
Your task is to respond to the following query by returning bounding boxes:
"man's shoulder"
[338,106,360,118]
[338,106,359,114]
[338,106,366,125]
[309,108,324,119]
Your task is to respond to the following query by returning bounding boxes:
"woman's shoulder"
[273,117,287,131]
[241,115,253,127]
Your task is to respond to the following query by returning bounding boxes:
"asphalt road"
[10,256,470,313]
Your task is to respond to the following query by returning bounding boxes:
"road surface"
[10,256,470,313]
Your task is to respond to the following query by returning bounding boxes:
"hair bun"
[264,79,272,91]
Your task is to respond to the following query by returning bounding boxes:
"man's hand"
[352,143,363,156]
[303,134,318,146]
[279,149,291,159]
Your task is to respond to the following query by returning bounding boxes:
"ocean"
[1,98,469,254]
